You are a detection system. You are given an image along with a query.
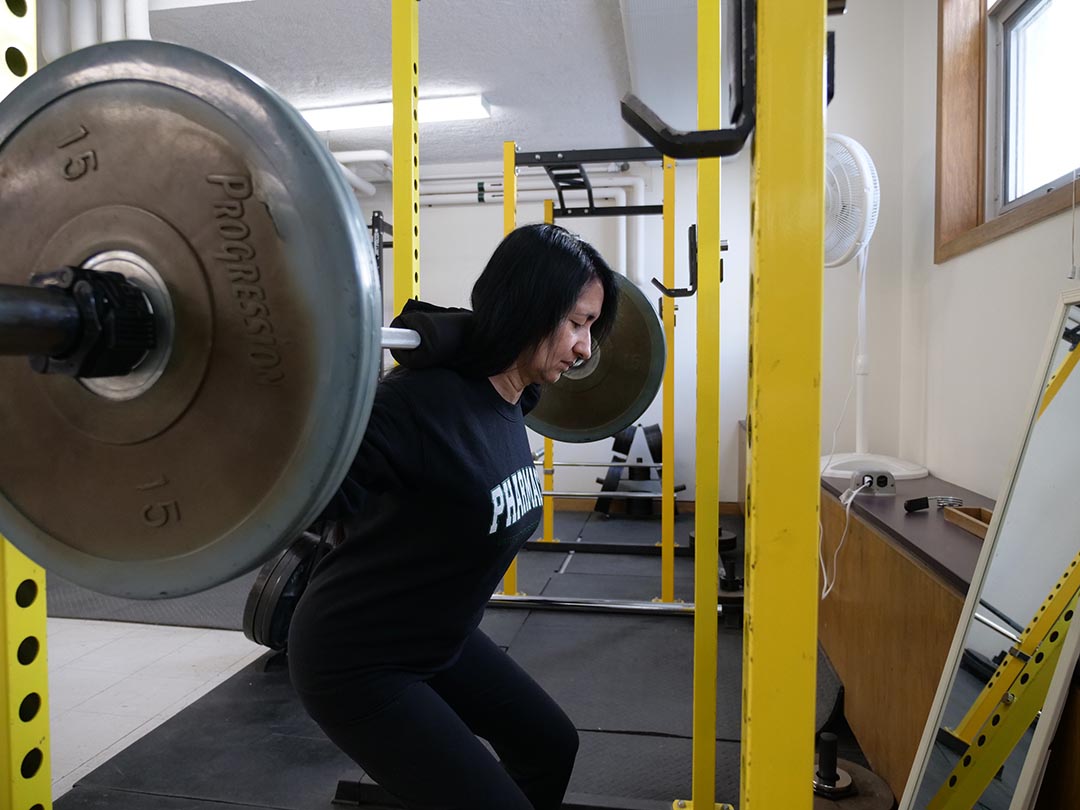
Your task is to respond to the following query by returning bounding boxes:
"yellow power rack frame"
[2,6,54,810]
[392,0,420,313]
[739,0,825,809]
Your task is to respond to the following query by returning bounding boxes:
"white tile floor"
[47,617,266,801]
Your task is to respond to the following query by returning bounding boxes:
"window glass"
[1001,0,1080,204]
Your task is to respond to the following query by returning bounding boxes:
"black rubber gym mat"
[578,511,696,547]
[578,512,746,548]
[572,730,743,805]
[56,649,746,810]
[52,788,282,810]
[560,551,697,580]
[528,509,591,542]
[55,649,743,809]
[541,569,696,603]
[478,607,530,649]
[498,548,565,596]
[508,609,740,738]
[507,606,842,739]
[295,739,743,810]
[46,569,257,630]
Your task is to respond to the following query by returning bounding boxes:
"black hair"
[466,223,619,377]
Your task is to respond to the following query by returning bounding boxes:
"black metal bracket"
[652,227,729,299]
[554,204,663,219]
[369,210,393,238]
[369,210,393,370]
[621,0,757,160]
[545,163,594,209]
[514,147,661,167]
[653,226,699,298]
[827,31,836,106]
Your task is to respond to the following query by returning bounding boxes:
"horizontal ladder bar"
[534,461,663,468]
[544,491,674,500]
[489,594,724,615]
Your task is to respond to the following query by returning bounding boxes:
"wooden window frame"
[935,0,1079,263]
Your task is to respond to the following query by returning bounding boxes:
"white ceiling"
[148,0,699,167]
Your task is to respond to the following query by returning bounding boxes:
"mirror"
[901,295,1080,810]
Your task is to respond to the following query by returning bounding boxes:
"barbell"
[0,40,665,600]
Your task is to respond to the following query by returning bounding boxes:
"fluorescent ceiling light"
[301,95,490,132]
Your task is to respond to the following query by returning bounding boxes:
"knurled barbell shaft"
[0,283,81,357]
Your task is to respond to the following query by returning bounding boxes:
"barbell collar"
[0,268,157,378]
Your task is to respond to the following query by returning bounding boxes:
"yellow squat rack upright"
[1,4,54,810]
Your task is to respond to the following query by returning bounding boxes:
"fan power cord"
[820,480,871,600]
[818,332,860,598]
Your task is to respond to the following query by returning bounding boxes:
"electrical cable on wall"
[820,480,871,600]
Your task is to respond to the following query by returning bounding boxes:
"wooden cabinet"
[818,490,964,797]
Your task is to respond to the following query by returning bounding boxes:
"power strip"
[849,469,896,495]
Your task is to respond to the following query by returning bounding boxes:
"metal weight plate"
[242,531,321,651]
[526,274,666,443]
[0,42,382,598]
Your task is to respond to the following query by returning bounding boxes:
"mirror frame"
[899,288,1080,810]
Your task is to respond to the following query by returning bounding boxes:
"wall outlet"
[850,469,896,495]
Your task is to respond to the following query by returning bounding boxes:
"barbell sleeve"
[380,326,421,350]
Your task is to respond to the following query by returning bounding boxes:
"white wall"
[820,0,907,461]
[358,153,752,503]
[900,0,1078,500]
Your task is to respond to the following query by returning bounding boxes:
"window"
[935,0,1080,262]
[990,0,1080,213]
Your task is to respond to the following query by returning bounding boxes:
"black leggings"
[301,630,578,810]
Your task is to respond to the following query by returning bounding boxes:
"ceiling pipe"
[125,0,152,40]
[101,0,127,41]
[339,163,377,197]
[39,0,68,64]
[333,150,393,168]
[70,0,99,51]
[624,176,646,287]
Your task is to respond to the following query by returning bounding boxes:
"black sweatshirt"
[288,363,543,706]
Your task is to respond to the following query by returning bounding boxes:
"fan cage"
[824,134,880,267]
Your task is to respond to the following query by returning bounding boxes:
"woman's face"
[522,278,605,385]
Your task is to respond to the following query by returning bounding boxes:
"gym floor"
[48,617,264,799]
[47,511,868,809]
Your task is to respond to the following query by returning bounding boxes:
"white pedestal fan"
[820,134,928,481]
